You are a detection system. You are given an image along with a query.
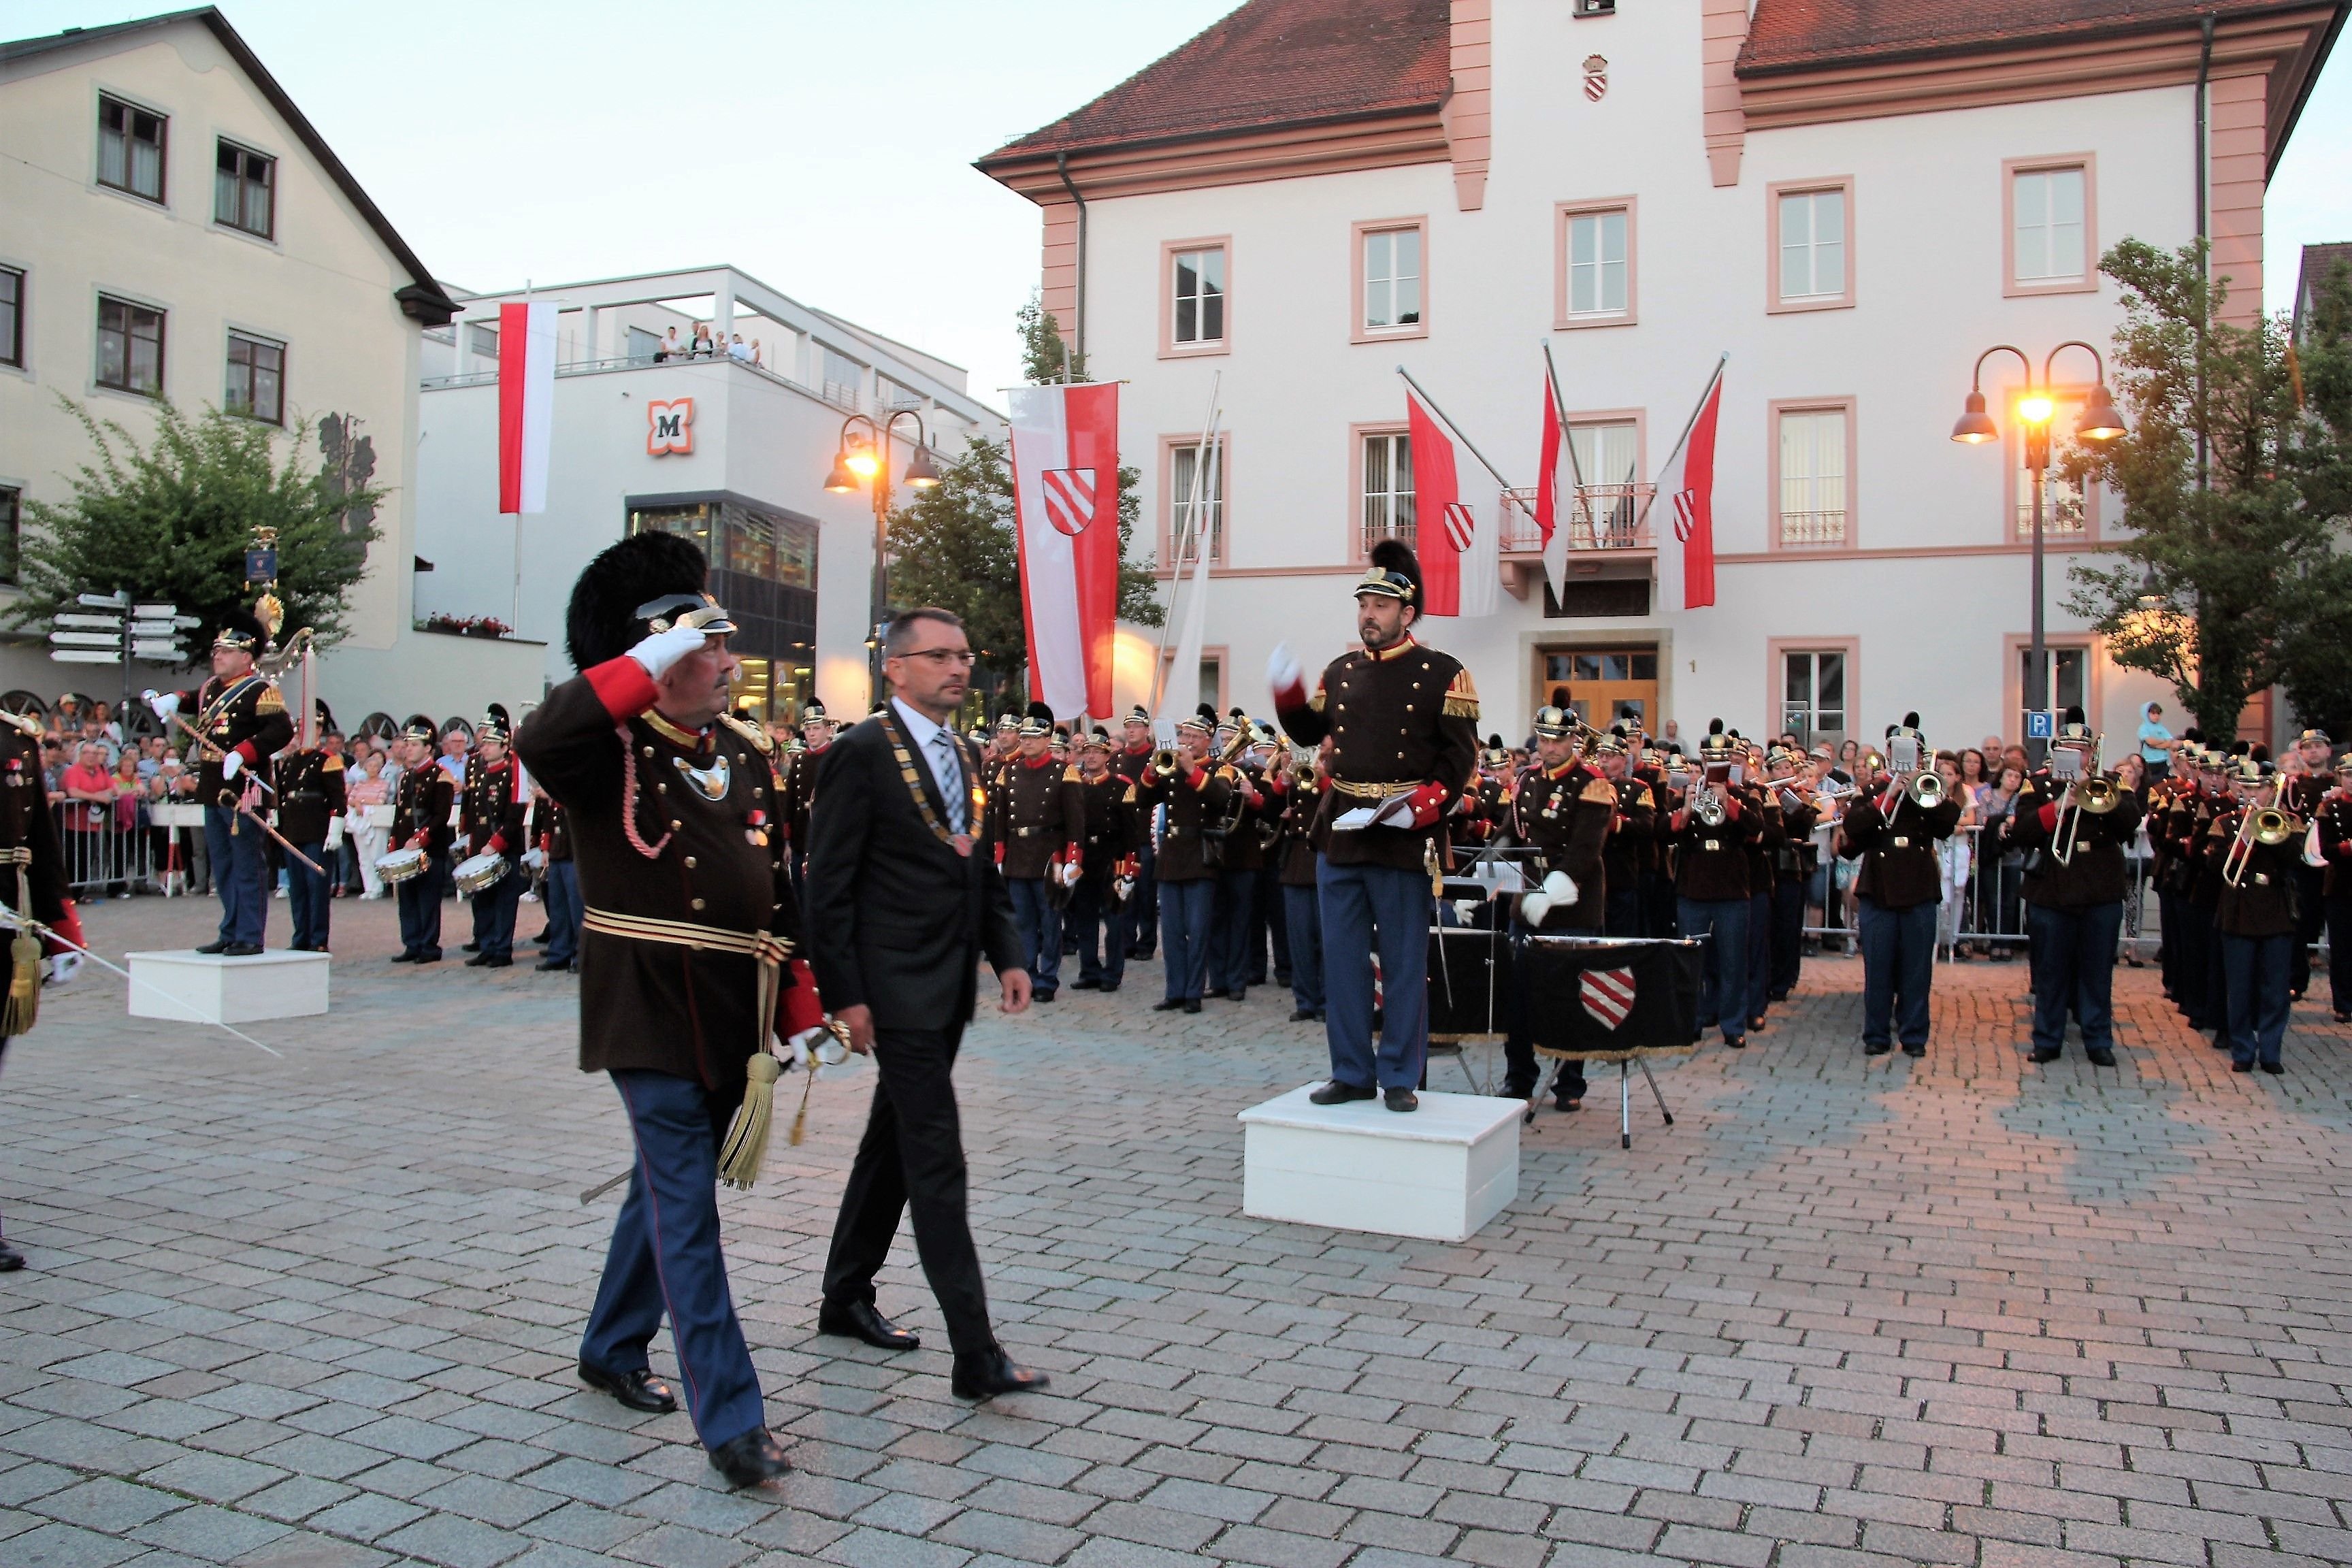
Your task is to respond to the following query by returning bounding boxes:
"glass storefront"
[629,493,819,720]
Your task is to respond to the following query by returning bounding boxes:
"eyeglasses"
[893,647,976,668]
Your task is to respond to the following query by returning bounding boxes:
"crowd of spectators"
[651,321,763,367]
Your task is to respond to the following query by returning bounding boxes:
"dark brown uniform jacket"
[1075,771,1132,879]
[1513,761,1614,929]
[782,740,830,853]
[1276,775,1326,887]
[2314,790,2352,898]
[459,755,527,862]
[1274,636,1479,872]
[1837,789,1961,909]
[1600,776,1659,894]
[174,674,292,804]
[274,749,346,845]
[515,660,808,1090]
[394,761,456,856]
[1213,763,1279,874]
[2215,808,2303,938]
[1134,760,1232,883]
[1671,791,1762,902]
[2010,776,2145,908]
[0,720,69,951]
[992,756,1082,880]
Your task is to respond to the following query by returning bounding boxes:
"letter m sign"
[647,398,694,457]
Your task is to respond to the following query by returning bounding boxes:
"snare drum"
[375,846,429,885]
[453,851,508,896]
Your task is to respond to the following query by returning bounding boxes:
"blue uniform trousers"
[1262,865,1290,983]
[2222,930,2294,1067]
[1123,842,1159,958]
[2201,906,2228,1034]
[2329,895,2352,1017]
[1318,858,1431,1092]
[1744,889,1772,1024]
[1158,877,1214,1001]
[582,1070,764,1452]
[1282,884,1324,1015]
[204,802,268,947]
[286,840,331,951]
[1678,895,1748,1046]
[395,852,446,959]
[470,871,525,961]
[1067,875,1125,987]
[1212,869,1258,992]
[1857,895,1938,1049]
[1605,883,1642,940]
[2026,901,2122,1056]
[543,860,582,966]
[1769,878,1807,997]
[1005,877,1062,996]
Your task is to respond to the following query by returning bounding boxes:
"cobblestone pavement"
[5,894,2352,1568]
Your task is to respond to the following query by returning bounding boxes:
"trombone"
[2050,737,2121,866]
[2222,795,2297,887]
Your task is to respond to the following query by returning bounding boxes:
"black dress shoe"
[1902,1043,1926,1058]
[1747,1016,1767,1032]
[2086,1047,2117,1067]
[1099,981,1119,993]
[219,941,263,958]
[390,951,417,964]
[461,942,479,952]
[195,939,231,955]
[577,1361,678,1412]
[2232,1059,2254,1073]
[2336,1011,2350,1024]
[1309,1080,1375,1105]
[818,1300,921,1351]
[1034,989,1056,1003]
[0,1240,22,1273]
[534,958,570,972]
[708,1427,791,1488]
[1203,987,1229,1000]
[1151,998,1184,1011]
[1225,986,1247,1002]
[1864,1041,1893,1056]
[414,951,442,964]
[1071,977,1101,991]
[950,1350,1051,1401]
[1289,1009,1318,1022]
[2261,1060,2285,1075]
[466,952,495,967]
[1182,999,1201,1014]
[1384,1087,1418,1113]
[2029,1045,2061,1063]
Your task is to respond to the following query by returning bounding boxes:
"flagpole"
[1150,372,1220,713]
[1394,366,1516,491]
[1633,353,1729,531]
[1539,341,1591,494]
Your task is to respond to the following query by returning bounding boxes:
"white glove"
[44,951,82,986]
[629,623,710,681]
[1268,643,1304,704]
[451,834,471,855]
[145,689,178,721]
[787,1026,847,1067]
[521,847,546,870]
[325,817,345,851]
[220,750,242,781]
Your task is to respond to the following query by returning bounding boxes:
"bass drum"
[375,846,429,885]
[453,851,509,896]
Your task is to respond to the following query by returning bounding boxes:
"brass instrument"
[1691,785,1727,828]
[2050,738,2118,866]
[1906,770,1946,810]
[1290,761,1318,789]
[1151,747,1179,775]
[2222,805,2298,887]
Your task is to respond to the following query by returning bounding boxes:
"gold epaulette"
[1122,784,1138,804]
[1309,677,1327,713]
[1580,777,1616,806]
[719,713,773,755]
[1442,666,1480,721]
[323,754,344,772]
[1063,764,1083,783]
[256,685,285,716]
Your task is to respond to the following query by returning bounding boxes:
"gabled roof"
[979,0,1449,167]
[1,7,457,326]
[1740,0,2329,74]
[2294,242,2352,336]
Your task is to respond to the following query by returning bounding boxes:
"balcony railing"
[420,350,892,419]
[1497,483,1656,553]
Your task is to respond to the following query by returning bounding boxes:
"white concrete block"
[1238,1084,1521,1242]
[127,949,329,1025]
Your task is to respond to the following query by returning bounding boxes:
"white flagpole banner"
[1008,384,1122,719]
[497,300,556,514]
[1158,442,1217,726]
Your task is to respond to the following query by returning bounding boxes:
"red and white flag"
[1403,393,1494,617]
[1009,383,1120,720]
[497,300,556,514]
[1580,966,1636,1030]
[1661,366,1724,610]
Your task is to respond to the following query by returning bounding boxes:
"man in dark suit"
[806,606,1049,1403]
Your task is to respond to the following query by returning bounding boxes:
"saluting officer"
[274,700,346,954]
[1066,728,1132,994]
[146,609,292,956]
[1503,705,1617,1111]
[390,720,457,963]
[459,708,529,968]
[1269,538,1479,1113]
[1669,723,1763,1049]
[2008,711,2144,1066]
[991,703,1082,1003]
[1836,714,1961,1057]
[515,532,823,1489]
[2214,754,2302,1073]
[1135,709,1231,1013]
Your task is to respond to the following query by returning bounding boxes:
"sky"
[9,0,2352,402]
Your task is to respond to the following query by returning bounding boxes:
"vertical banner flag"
[1534,378,1562,553]
[1009,383,1121,719]
[1663,370,1724,610]
[497,300,556,514]
[1404,393,1462,616]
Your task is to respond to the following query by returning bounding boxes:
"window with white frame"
[467,321,498,362]
[1361,431,1414,552]
[1171,441,1225,561]
[2013,166,2087,284]
[1361,228,1421,332]
[1782,651,1848,745]
[1777,408,1848,546]
[2016,402,2089,538]
[1565,421,1639,546]
[1565,208,1628,318]
[2019,645,2088,735]
[1172,246,1226,346]
[821,346,864,406]
[1778,188,1846,301]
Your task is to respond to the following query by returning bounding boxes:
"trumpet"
[1150,747,1179,776]
[1290,761,1318,789]
[1691,784,1727,828]
[2222,804,2298,887]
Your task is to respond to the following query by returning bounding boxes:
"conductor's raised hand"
[834,1002,875,1056]
[1000,968,1032,1015]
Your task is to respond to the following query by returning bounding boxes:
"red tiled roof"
[1740,0,2323,74]
[979,0,1450,166]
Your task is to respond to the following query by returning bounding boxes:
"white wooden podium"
[1238,1085,1521,1242]
[127,949,329,1024]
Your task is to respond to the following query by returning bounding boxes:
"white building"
[0,7,457,726]
[981,0,2341,754]
[412,267,1002,723]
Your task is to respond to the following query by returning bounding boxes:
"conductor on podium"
[1270,540,1478,1113]
[145,610,291,956]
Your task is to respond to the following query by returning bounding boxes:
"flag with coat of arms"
[1007,384,1122,720]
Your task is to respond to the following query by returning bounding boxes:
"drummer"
[390,721,458,965]
[458,707,529,969]
[1503,705,1616,1111]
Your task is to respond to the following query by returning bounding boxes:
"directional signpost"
[48,592,201,715]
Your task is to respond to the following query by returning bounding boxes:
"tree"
[883,299,1162,713]
[10,397,385,657]
[2061,240,2352,739]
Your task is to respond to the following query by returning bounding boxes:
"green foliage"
[1017,289,1085,384]
[2061,240,2352,738]
[10,397,384,659]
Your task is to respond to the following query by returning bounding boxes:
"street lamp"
[1950,341,2127,760]
[825,409,941,698]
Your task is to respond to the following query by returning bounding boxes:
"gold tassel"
[787,1061,816,1147]
[717,1052,783,1189]
[1,928,37,1037]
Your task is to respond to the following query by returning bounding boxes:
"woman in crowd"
[1933,751,1979,957]
[344,741,393,898]
[108,750,145,896]
[1978,764,2028,958]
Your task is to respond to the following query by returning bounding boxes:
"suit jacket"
[806,708,1024,1032]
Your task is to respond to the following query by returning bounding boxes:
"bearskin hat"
[566,532,710,671]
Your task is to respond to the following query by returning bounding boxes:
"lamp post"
[825,409,942,701]
[1950,342,2127,760]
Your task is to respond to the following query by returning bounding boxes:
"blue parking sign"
[2025,709,2055,740]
